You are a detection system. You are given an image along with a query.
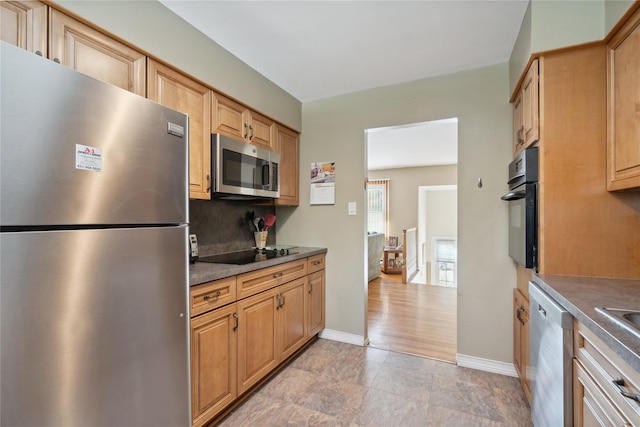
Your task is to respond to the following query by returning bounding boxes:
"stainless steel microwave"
[211,134,280,199]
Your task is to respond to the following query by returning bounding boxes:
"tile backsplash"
[189,199,276,256]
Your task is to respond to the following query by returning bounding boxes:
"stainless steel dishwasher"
[529,281,574,427]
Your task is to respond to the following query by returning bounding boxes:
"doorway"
[365,119,458,362]
[414,185,458,287]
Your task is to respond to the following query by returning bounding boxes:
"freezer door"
[0,43,188,227]
[1,227,190,426]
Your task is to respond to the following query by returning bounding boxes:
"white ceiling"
[366,118,458,170]
[160,0,528,169]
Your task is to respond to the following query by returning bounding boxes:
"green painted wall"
[510,0,635,95]
[277,63,517,363]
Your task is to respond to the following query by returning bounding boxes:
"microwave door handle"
[262,162,270,188]
[501,190,526,201]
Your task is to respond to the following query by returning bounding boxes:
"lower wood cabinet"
[190,303,237,427]
[279,277,308,361]
[189,254,325,425]
[237,286,279,394]
[573,320,640,426]
[513,288,531,404]
[237,277,308,394]
[307,270,325,337]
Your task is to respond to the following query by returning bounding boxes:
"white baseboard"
[456,353,518,377]
[317,333,518,378]
[318,329,367,346]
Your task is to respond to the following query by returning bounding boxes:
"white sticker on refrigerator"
[75,144,102,172]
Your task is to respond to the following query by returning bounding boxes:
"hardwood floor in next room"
[368,272,457,362]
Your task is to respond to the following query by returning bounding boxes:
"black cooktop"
[198,247,298,265]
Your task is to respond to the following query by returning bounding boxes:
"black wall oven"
[501,147,538,269]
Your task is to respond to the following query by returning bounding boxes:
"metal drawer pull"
[204,290,221,301]
[312,260,322,266]
[273,272,284,279]
[233,313,238,331]
[309,283,313,294]
[612,378,640,402]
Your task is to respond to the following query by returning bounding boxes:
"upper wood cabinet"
[49,9,146,96]
[212,92,274,150]
[607,6,640,191]
[0,0,46,55]
[147,59,212,200]
[274,124,300,206]
[512,59,540,155]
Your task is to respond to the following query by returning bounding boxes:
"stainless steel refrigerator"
[1,42,191,426]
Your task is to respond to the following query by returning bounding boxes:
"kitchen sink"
[596,307,640,339]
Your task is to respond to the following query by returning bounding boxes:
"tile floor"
[218,339,532,426]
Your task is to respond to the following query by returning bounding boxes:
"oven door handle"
[507,174,525,186]
[501,190,526,201]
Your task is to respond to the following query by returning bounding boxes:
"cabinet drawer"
[574,321,640,423]
[237,259,307,300]
[574,359,631,426]
[308,254,325,273]
[190,276,237,317]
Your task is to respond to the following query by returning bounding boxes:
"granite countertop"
[533,274,640,373]
[190,247,327,286]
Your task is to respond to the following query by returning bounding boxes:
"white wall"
[277,63,517,363]
[423,188,458,264]
[368,165,457,241]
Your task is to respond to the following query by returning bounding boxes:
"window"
[431,237,457,286]
[367,179,389,236]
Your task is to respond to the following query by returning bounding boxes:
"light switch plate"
[348,202,357,215]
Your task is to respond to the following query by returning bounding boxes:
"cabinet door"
[512,90,524,154]
[246,110,274,150]
[212,92,274,150]
[278,277,307,360]
[513,288,531,404]
[212,92,246,142]
[307,270,325,337]
[521,59,539,148]
[274,124,300,206]
[607,7,640,191]
[237,287,279,394]
[513,59,539,155]
[148,59,212,200]
[49,9,145,96]
[0,0,46,55]
[191,304,237,427]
